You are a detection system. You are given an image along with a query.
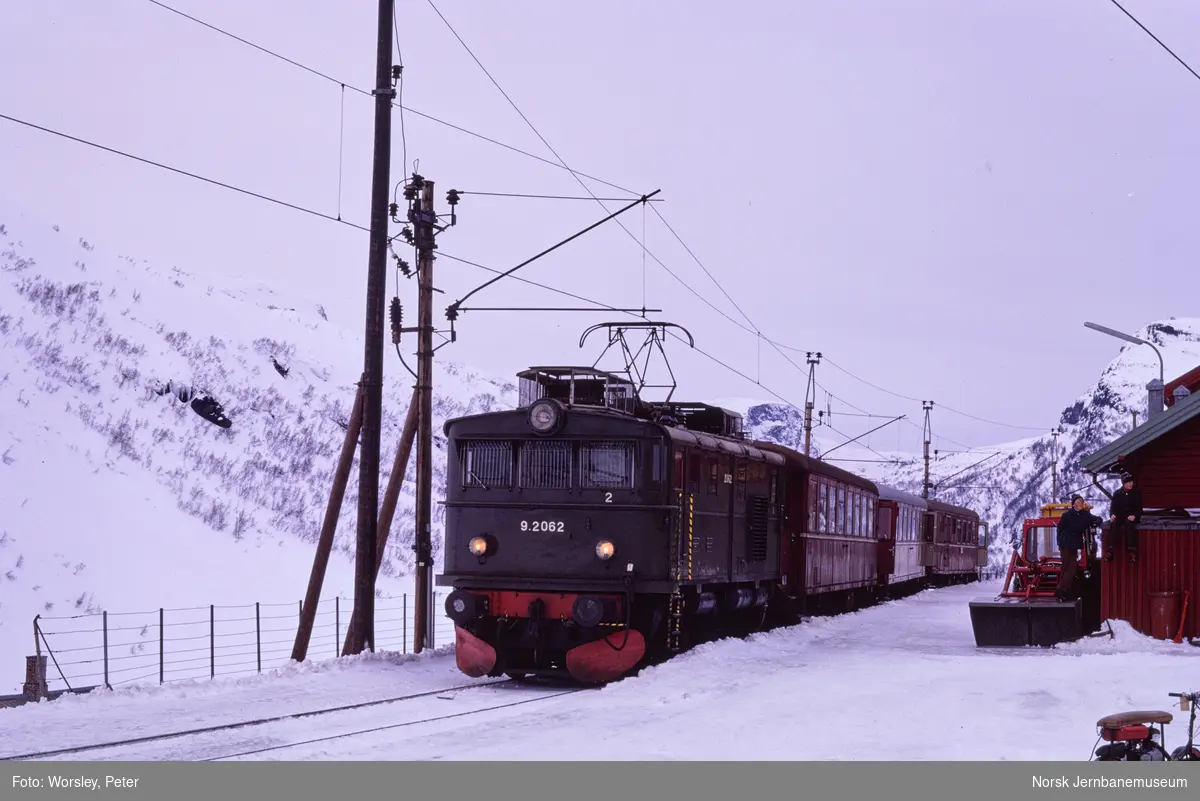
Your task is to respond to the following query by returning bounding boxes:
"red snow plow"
[969,503,1103,647]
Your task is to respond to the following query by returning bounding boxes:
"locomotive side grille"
[461,440,513,488]
[580,440,635,489]
[519,440,573,489]
[747,494,770,562]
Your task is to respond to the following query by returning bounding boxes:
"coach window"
[688,453,701,495]
[807,477,816,530]
[673,451,685,492]
[707,458,718,495]
[840,484,849,534]
[867,498,875,539]
[822,482,831,532]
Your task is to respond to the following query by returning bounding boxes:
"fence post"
[158,608,164,685]
[210,604,215,680]
[335,596,340,657]
[103,611,110,689]
[403,593,407,654]
[256,602,261,673]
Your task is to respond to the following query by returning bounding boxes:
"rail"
[24,592,455,695]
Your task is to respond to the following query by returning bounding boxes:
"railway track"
[2,678,591,762]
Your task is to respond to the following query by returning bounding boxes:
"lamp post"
[1084,321,1165,419]
[1083,322,1163,385]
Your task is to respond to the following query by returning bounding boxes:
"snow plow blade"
[969,597,1083,647]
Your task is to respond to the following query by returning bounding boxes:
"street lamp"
[1083,321,1164,385]
[1085,321,1166,420]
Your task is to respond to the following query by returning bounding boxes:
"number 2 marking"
[605,492,613,503]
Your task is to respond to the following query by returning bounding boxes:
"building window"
[519,440,572,489]
[579,441,634,489]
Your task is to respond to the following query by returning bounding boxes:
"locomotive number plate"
[521,520,565,533]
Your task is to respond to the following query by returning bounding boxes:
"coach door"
[876,503,895,584]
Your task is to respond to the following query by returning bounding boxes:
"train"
[436,364,987,683]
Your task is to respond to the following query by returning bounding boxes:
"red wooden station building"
[1079,368,1200,644]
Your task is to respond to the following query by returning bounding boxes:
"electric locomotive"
[437,365,785,683]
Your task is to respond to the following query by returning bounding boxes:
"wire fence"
[30,592,455,694]
[978,566,1005,581]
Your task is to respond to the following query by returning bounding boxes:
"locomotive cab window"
[580,440,635,489]
[519,439,572,489]
[461,440,513,488]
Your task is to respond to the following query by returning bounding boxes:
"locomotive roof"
[925,497,979,519]
[875,483,929,508]
[750,440,880,493]
[663,426,785,465]
[518,365,633,384]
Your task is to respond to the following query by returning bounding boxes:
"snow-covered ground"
[4,581,1197,761]
[0,205,510,691]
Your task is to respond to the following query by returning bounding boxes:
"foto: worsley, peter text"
[12,775,140,791]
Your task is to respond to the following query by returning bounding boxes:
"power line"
[0,108,643,324]
[422,0,781,340]
[1107,0,1200,84]
[0,105,815,438]
[426,1,1044,445]
[143,0,1038,442]
[459,191,663,202]
[422,1,924,458]
[0,111,369,233]
[143,0,637,197]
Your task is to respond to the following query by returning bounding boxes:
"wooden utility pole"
[921,401,934,499]
[291,379,364,662]
[413,179,436,653]
[346,0,397,656]
[803,352,821,457]
[341,389,419,655]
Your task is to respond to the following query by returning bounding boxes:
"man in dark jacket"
[1056,495,1103,600]
[1107,472,1144,564]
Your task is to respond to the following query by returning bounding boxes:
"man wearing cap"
[1107,473,1144,564]
[1055,496,1103,601]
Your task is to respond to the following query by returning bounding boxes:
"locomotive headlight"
[527,398,564,435]
[595,540,615,560]
[468,536,489,556]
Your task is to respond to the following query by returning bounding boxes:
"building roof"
[1080,387,1200,475]
[1165,363,1200,408]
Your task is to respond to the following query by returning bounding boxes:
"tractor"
[968,502,1103,647]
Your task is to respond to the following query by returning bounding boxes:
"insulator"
[446,189,461,206]
[389,297,403,344]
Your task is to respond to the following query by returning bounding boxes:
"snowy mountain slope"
[719,321,1200,567]
[872,319,1200,563]
[0,205,516,686]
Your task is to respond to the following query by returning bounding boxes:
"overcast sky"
[4,0,1200,456]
